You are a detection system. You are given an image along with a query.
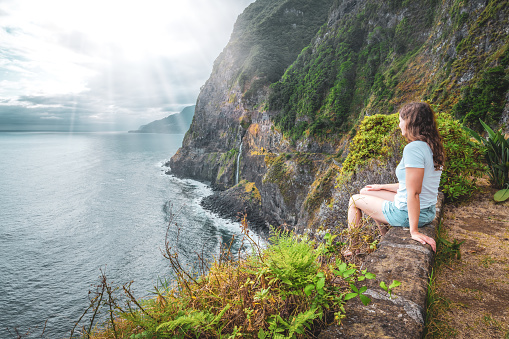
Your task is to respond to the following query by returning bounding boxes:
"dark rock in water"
[200,180,269,237]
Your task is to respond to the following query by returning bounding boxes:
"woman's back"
[393,140,442,210]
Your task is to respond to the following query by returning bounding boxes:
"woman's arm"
[406,167,436,252]
[363,183,399,192]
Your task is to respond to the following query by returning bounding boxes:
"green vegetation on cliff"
[266,0,508,140]
[454,64,509,129]
[225,0,334,97]
[173,0,508,194]
[262,153,313,207]
[268,0,440,139]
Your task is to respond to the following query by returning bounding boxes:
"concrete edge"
[318,192,445,338]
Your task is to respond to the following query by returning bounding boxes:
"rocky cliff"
[170,0,509,232]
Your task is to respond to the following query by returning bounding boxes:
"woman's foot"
[378,224,389,236]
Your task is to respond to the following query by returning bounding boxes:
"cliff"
[129,106,195,134]
[169,0,509,232]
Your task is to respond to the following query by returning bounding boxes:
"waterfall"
[235,142,243,185]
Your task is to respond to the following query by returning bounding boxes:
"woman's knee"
[349,194,362,208]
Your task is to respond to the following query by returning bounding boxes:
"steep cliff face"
[170,0,509,231]
[170,0,335,191]
[270,0,509,137]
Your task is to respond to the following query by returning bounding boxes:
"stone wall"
[319,192,444,338]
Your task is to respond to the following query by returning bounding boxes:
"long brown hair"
[399,102,445,170]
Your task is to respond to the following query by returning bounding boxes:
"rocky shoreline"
[200,188,269,236]
[166,165,270,236]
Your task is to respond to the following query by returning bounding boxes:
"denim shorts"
[382,201,436,227]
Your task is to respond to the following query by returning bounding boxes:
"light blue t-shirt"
[394,141,442,210]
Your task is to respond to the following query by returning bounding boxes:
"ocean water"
[0,132,257,338]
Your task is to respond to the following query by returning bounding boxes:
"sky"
[0,0,254,131]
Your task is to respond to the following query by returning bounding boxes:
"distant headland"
[128,105,195,134]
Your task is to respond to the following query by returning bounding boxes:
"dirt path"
[426,180,509,338]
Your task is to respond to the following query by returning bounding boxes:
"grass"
[480,255,496,268]
[424,268,459,338]
[424,183,509,338]
[73,212,381,338]
[424,220,460,338]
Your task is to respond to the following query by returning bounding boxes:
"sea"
[0,131,260,338]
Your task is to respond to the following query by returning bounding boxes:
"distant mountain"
[129,106,195,134]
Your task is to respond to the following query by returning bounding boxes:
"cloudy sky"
[0,0,254,131]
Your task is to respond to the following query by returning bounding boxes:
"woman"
[347,102,444,252]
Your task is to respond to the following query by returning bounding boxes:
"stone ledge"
[319,192,444,338]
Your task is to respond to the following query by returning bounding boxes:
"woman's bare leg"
[359,188,396,202]
[356,189,395,235]
[346,194,389,255]
[348,194,388,227]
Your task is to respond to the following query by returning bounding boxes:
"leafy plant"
[344,284,370,305]
[494,189,509,202]
[437,235,465,260]
[380,280,401,299]
[259,309,320,339]
[369,239,379,251]
[464,119,509,201]
[332,261,376,305]
[321,232,345,258]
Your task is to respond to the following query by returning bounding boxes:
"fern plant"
[78,218,381,338]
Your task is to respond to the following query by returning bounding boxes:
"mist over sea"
[0,132,256,338]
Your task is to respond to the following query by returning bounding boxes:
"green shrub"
[252,228,319,292]
[436,112,485,200]
[341,114,400,173]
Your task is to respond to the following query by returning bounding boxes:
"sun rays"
[0,0,254,131]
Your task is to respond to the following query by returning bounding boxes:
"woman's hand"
[363,184,383,191]
[410,231,436,252]
[363,183,399,193]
